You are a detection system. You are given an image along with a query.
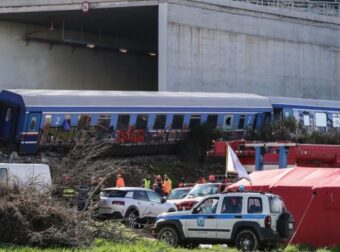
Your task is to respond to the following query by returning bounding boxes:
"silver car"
[99,187,177,228]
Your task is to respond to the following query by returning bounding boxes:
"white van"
[0,163,52,189]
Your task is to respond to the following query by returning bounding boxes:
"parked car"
[175,183,226,211]
[99,187,177,228]
[154,191,294,251]
[167,187,192,204]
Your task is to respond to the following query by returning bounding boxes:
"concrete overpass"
[0,0,339,99]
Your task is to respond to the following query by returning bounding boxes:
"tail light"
[264,216,272,228]
[112,201,125,206]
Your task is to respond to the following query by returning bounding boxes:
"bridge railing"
[233,0,340,16]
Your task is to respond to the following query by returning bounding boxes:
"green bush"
[245,118,340,145]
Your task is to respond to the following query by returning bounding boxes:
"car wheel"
[235,229,259,252]
[157,226,180,247]
[125,209,139,229]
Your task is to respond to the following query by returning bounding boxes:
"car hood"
[156,210,191,221]
[167,199,183,204]
[175,196,204,205]
[163,201,177,209]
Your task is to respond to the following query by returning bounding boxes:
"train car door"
[0,106,18,142]
[20,112,42,153]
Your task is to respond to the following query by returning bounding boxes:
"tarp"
[230,167,340,247]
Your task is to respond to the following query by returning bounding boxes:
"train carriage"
[0,90,272,153]
[270,96,340,131]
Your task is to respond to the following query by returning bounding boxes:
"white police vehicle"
[153,192,294,251]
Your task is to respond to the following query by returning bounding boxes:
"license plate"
[289,223,294,229]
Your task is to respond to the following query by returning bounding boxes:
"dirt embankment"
[54,140,225,187]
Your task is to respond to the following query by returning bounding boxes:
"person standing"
[154,175,163,196]
[116,173,125,188]
[163,174,172,196]
[142,177,151,189]
[198,176,206,184]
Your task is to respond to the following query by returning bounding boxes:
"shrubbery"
[245,118,340,144]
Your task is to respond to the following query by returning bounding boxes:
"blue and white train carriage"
[0,89,272,153]
[270,97,340,130]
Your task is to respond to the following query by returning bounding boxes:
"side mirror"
[192,207,198,214]
[161,198,167,203]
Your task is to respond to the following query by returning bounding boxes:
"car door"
[132,190,152,218]
[185,197,220,239]
[146,190,165,216]
[216,196,244,239]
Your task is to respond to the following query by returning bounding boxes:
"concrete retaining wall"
[165,2,340,99]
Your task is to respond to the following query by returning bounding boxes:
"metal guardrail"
[233,0,340,16]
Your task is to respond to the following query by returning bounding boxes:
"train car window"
[97,114,111,132]
[117,115,130,130]
[154,114,166,129]
[172,115,184,129]
[273,108,283,121]
[64,115,71,130]
[333,114,340,128]
[136,115,148,130]
[40,115,52,144]
[207,115,218,129]
[303,113,310,126]
[315,113,327,127]
[77,115,92,130]
[223,115,233,130]
[189,115,201,129]
[96,114,111,141]
[57,114,73,144]
[238,115,245,129]
[264,112,271,125]
[29,116,37,132]
[5,108,12,122]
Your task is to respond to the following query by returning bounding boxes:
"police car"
[153,192,294,251]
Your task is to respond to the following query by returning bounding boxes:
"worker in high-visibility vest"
[116,174,125,188]
[163,174,172,196]
[142,177,151,189]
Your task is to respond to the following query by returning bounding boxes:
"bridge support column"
[255,147,264,171]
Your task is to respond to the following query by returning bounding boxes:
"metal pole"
[255,147,263,171]
[279,146,288,168]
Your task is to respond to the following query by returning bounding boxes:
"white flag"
[226,144,251,182]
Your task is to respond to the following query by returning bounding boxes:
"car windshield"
[187,184,219,198]
[168,188,191,200]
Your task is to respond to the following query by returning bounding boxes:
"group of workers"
[115,173,172,197]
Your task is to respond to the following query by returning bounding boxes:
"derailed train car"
[1,89,340,154]
[0,89,272,153]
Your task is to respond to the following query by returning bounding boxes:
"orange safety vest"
[163,179,172,194]
[116,177,125,188]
